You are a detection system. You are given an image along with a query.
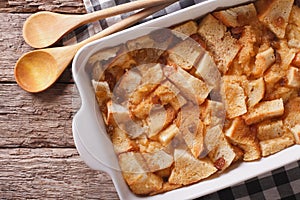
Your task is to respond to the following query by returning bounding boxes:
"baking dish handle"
[72,110,120,173]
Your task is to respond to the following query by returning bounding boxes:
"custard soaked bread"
[90,0,300,196]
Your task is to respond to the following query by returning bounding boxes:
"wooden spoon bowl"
[15,51,63,93]
[23,12,79,49]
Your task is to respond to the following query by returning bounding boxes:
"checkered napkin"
[68,0,300,199]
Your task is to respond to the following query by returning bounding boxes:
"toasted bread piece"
[276,40,296,70]
[147,105,176,138]
[205,125,236,170]
[284,97,300,129]
[119,151,148,174]
[114,68,142,102]
[243,99,284,125]
[287,67,300,87]
[265,86,296,103]
[153,80,187,110]
[223,74,249,98]
[287,6,300,48]
[225,118,261,161]
[111,127,136,154]
[88,45,122,66]
[169,94,187,112]
[130,86,179,121]
[198,14,241,73]
[247,78,265,108]
[129,64,165,118]
[107,101,146,138]
[130,80,184,121]
[127,35,156,51]
[107,52,136,76]
[136,135,165,153]
[194,52,221,89]
[232,25,257,76]
[257,0,294,39]
[90,45,124,80]
[213,3,257,27]
[106,100,130,125]
[167,38,204,70]
[119,151,172,174]
[158,123,180,146]
[290,125,300,144]
[200,100,225,127]
[129,64,164,106]
[197,14,226,45]
[126,31,173,65]
[168,149,217,185]
[153,80,180,104]
[128,173,163,195]
[221,76,247,119]
[292,52,300,68]
[163,65,211,105]
[263,64,286,90]
[130,96,153,119]
[176,103,204,158]
[260,136,294,157]
[151,80,187,111]
[92,80,112,107]
[129,84,156,106]
[138,63,165,86]
[253,47,275,77]
[142,150,174,172]
[172,21,198,40]
[289,5,300,27]
[146,105,166,138]
[120,121,147,140]
[257,120,284,141]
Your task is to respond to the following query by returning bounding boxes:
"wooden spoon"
[15,3,172,93]
[23,0,175,48]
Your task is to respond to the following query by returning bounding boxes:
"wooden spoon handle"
[82,0,176,24]
[77,2,175,49]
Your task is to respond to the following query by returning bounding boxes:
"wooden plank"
[0,83,83,148]
[0,148,119,199]
[0,13,74,83]
[0,0,86,13]
[0,13,31,82]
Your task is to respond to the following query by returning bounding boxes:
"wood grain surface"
[0,0,86,13]
[0,1,119,199]
[0,148,118,199]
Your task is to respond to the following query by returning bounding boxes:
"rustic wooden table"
[0,0,119,199]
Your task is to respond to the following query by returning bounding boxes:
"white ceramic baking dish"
[72,0,300,199]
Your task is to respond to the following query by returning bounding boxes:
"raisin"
[214,157,226,170]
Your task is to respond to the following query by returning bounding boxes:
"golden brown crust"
[257,0,294,38]
[171,20,198,40]
[213,3,257,27]
[243,99,284,125]
[221,76,247,119]
[168,149,217,185]
[225,118,261,161]
[198,14,241,74]
[260,136,294,157]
